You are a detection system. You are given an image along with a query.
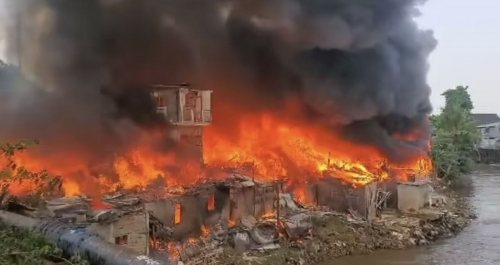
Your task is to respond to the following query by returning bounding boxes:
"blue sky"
[417,0,500,114]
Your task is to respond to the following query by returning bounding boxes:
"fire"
[260,212,277,219]
[207,193,215,211]
[150,239,181,262]
[174,202,182,225]
[63,180,81,197]
[204,113,428,188]
[3,131,207,197]
[92,198,113,210]
[3,106,432,199]
[167,242,181,261]
[294,188,313,206]
[186,237,198,246]
[201,225,210,238]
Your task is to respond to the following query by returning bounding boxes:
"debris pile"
[0,173,474,265]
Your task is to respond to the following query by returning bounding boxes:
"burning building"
[0,0,438,262]
[149,84,213,161]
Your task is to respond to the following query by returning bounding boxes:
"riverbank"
[219,177,475,265]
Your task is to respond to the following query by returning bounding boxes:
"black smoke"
[0,0,436,164]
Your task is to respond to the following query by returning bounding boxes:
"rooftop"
[471,113,500,126]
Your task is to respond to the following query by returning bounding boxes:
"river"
[324,165,500,265]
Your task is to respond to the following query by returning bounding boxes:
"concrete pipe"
[0,211,169,265]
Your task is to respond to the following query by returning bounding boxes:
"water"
[324,165,500,265]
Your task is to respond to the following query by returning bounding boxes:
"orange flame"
[174,202,182,225]
[3,104,432,199]
[150,239,181,262]
[201,225,210,238]
[207,193,215,211]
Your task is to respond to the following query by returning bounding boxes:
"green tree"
[441,85,474,112]
[0,140,62,206]
[0,140,91,265]
[431,86,479,181]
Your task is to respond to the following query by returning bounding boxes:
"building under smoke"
[0,0,436,196]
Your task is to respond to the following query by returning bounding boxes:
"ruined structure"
[41,173,285,258]
[0,0,441,263]
[396,181,434,213]
[150,84,212,160]
[88,212,150,255]
[310,177,378,220]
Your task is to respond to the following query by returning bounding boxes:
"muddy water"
[324,166,500,265]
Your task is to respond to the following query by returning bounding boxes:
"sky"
[417,0,500,115]
[0,1,498,115]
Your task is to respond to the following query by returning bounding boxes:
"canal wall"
[478,148,500,164]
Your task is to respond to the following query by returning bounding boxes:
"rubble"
[283,213,313,239]
[214,178,473,265]
[254,242,280,251]
[46,196,91,217]
[94,209,124,224]
[234,232,250,253]
[279,193,300,212]
[248,224,277,245]
[430,194,447,207]
[240,215,256,229]
[1,172,474,265]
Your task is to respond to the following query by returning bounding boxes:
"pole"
[276,181,280,228]
[252,160,256,217]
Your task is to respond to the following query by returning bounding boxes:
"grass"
[0,222,89,265]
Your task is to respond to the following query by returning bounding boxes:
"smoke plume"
[0,0,436,168]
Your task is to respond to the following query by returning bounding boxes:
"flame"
[204,113,430,190]
[294,188,314,206]
[167,242,181,261]
[174,202,182,225]
[260,212,276,219]
[92,198,113,210]
[201,225,210,238]
[186,237,198,246]
[150,239,181,262]
[3,103,432,199]
[207,193,215,211]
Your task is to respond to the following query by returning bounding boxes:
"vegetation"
[0,140,62,206]
[0,223,89,265]
[431,86,480,182]
[0,140,88,265]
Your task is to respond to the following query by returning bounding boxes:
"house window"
[115,235,128,245]
[185,91,198,108]
[156,96,165,107]
[207,193,215,211]
[174,203,182,225]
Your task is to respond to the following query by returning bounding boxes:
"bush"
[0,140,62,206]
[431,86,479,182]
[0,222,89,265]
[0,140,89,264]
